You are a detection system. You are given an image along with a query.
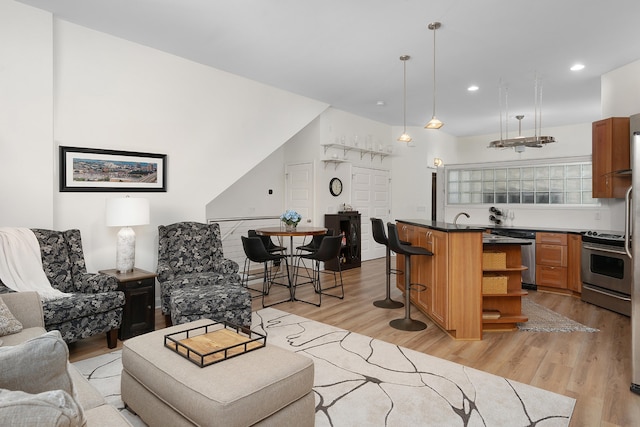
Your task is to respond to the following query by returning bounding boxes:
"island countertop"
[396,219,486,232]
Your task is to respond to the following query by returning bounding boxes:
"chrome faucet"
[453,212,470,225]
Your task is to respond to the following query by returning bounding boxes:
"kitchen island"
[395,220,530,340]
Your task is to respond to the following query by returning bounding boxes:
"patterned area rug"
[74,308,576,426]
[519,298,599,332]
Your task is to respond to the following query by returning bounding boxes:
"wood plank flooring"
[68,258,640,426]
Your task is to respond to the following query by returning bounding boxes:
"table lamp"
[105,197,150,273]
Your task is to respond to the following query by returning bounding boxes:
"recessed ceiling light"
[468,85,479,92]
[570,63,585,71]
[376,100,386,106]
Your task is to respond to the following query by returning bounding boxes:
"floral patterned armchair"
[0,229,125,348]
[157,222,244,326]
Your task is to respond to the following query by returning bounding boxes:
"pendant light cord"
[432,25,437,118]
[403,58,407,133]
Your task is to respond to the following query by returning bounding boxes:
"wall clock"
[329,177,343,196]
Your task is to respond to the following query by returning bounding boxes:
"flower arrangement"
[280,209,302,227]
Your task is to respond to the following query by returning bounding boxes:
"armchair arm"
[212,258,239,275]
[74,272,119,293]
[156,262,174,283]
[1,291,45,328]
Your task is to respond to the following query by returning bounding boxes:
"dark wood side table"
[99,268,156,340]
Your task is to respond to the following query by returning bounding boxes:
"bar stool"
[370,218,411,309]
[386,222,433,331]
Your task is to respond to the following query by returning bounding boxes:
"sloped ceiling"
[17,0,640,136]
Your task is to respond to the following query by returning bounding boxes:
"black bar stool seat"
[370,218,411,309]
[386,222,433,331]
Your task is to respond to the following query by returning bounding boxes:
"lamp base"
[116,226,136,274]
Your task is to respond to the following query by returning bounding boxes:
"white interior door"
[352,167,390,261]
[285,162,314,226]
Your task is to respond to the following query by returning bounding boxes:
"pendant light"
[397,55,412,143]
[425,22,444,130]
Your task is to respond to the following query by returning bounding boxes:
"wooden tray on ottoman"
[164,321,266,367]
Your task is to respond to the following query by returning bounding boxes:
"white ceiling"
[16,0,640,137]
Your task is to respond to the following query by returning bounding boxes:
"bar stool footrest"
[410,283,427,292]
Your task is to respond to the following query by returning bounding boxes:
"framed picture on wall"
[59,146,167,192]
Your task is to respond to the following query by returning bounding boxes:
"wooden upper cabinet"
[592,117,631,198]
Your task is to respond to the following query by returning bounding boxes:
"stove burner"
[583,230,625,240]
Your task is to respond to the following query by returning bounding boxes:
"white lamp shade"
[105,197,150,227]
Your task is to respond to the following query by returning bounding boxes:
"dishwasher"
[490,229,536,289]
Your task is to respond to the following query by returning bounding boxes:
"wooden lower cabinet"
[535,232,581,295]
[396,223,482,340]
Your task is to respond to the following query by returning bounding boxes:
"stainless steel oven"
[581,232,632,316]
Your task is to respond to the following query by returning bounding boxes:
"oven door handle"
[583,244,628,256]
[625,185,632,259]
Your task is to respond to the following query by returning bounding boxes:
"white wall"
[0,1,53,228]
[0,5,328,280]
[206,147,287,220]
[390,126,457,221]
[602,59,640,118]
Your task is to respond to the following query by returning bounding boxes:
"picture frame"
[59,146,167,192]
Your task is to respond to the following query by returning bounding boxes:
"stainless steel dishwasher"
[490,229,536,289]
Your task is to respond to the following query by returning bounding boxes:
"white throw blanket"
[0,227,70,301]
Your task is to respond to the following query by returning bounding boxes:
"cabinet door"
[592,117,631,198]
[430,230,449,327]
[395,224,415,292]
[416,229,434,314]
[121,283,155,339]
[592,118,613,198]
[567,234,582,293]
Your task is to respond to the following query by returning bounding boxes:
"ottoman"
[121,319,315,427]
[169,283,252,327]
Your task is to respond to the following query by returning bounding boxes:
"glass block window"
[447,160,596,205]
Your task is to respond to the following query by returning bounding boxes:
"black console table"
[324,212,361,271]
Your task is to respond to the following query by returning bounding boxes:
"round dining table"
[255,226,327,302]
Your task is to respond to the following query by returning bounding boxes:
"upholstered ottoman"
[121,319,315,427]
[169,283,252,327]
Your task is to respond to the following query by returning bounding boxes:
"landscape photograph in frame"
[59,146,167,192]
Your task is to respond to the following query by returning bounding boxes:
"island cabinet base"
[395,222,483,340]
[482,243,529,332]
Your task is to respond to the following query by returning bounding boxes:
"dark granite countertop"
[396,219,585,235]
[485,225,585,235]
[396,219,485,232]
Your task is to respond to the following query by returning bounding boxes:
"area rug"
[74,308,576,426]
[519,298,599,332]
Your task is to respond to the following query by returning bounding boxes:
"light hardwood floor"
[68,258,640,426]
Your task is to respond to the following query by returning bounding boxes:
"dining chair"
[293,234,344,307]
[241,235,292,307]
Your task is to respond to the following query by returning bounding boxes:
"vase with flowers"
[280,209,302,231]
